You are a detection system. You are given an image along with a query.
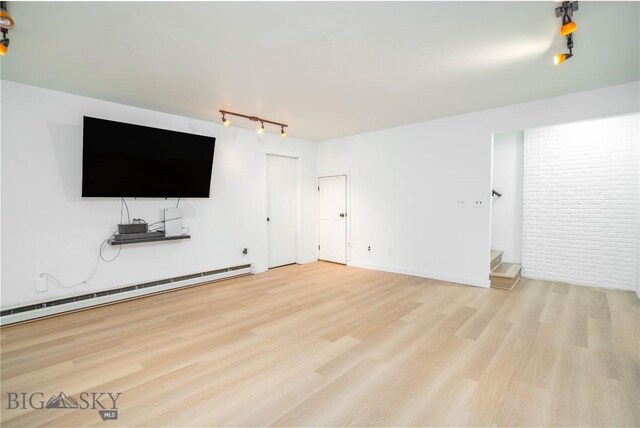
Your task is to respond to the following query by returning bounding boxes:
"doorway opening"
[490,113,640,292]
[266,154,298,268]
[490,130,524,290]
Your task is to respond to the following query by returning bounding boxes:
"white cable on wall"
[39,201,127,288]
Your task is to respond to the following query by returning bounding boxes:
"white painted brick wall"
[523,114,640,291]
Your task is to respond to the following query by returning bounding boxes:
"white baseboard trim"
[348,261,490,288]
[300,257,319,265]
[0,266,253,326]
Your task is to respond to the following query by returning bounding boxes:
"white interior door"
[267,155,298,268]
[318,175,347,264]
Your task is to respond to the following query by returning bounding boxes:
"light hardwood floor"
[1,262,638,427]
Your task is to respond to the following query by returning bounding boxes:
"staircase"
[490,250,521,290]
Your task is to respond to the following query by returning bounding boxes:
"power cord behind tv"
[121,197,131,224]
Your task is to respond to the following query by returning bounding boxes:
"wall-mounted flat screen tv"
[82,117,216,197]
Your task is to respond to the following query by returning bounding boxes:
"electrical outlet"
[34,277,47,293]
[456,200,466,208]
[242,248,248,255]
[474,200,484,208]
[368,246,371,252]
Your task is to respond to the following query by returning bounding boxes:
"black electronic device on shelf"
[118,222,148,234]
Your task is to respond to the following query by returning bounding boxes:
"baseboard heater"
[0,264,252,326]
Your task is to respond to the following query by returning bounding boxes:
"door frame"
[264,151,303,269]
[317,174,350,264]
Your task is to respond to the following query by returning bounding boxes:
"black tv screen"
[82,117,215,197]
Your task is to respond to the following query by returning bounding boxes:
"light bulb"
[257,123,264,134]
[223,118,230,127]
[0,38,8,56]
[0,10,15,30]
[281,128,287,138]
[554,53,572,65]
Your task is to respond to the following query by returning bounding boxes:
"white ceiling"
[2,1,638,141]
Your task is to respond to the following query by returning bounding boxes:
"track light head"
[556,1,578,36]
[0,36,9,56]
[0,9,14,30]
[554,52,573,65]
[221,113,230,127]
[281,126,287,138]
[560,15,577,36]
[257,122,265,134]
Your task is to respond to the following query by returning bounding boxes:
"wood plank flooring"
[1,262,638,427]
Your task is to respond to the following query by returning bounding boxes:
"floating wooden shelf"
[108,235,190,245]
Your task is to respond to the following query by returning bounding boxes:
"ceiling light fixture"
[0,1,14,57]
[219,110,288,137]
[554,1,578,65]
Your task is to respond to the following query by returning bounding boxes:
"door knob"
[339,213,345,218]
[267,217,270,222]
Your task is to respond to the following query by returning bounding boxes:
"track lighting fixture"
[0,2,14,30]
[554,1,578,65]
[219,110,288,137]
[0,1,13,57]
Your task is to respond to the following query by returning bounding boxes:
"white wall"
[491,131,523,263]
[1,81,318,309]
[522,114,639,292]
[317,82,640,288]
